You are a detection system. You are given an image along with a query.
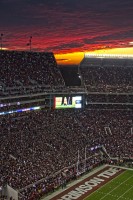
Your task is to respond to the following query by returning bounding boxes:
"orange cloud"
[1,0,133,64]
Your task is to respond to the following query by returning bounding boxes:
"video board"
[54,96,82,109]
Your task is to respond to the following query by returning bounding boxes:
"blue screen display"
[0,106,41,116]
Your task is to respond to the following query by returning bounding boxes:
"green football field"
[84,170,133,200]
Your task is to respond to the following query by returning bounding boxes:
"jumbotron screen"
[54,96,82,109]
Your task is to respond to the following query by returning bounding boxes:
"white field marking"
[99,174,133,200]
[106,181,132,188]
[83,169,126,200]
[108,165,133,171]
[98,191,131,200]
[116,185,133,200]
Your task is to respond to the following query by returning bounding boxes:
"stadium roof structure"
[80,53,133,68]
[84,53,133,59]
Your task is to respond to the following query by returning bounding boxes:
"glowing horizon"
[55,47,133,65]
[1,0,133,65]
[1,46,132,65]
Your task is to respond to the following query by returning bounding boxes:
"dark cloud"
[0,0,133,53]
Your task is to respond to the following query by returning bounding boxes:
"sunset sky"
[0,0,133,65]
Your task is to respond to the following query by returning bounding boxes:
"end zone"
[50,166,124,200]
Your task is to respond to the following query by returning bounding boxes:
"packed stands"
[0,108,133,199]
[0,50,65,97]
[1,51,133,200]
[80,54,133,93]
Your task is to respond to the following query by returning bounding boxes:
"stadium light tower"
[27,36,32,51]
[0,33,3,50]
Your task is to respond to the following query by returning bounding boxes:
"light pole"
[77,150,80,176]
[29,36,32,51]
[0,33,3,50]
[27,36,32,51]
[84,145,90,172]
[84,146,87,172]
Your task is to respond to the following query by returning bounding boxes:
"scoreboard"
[54,95,83,109]
[0,94,84,116]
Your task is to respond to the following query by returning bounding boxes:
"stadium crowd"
[80,62,133,93]
[86,94,129,103]
[0,51,65,96]
[1,52,133,199]
[0,108,133,199]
